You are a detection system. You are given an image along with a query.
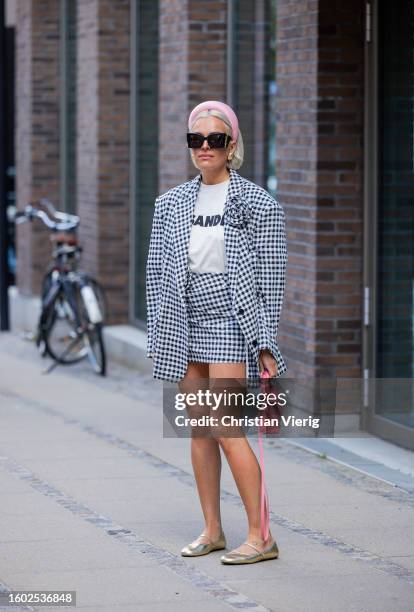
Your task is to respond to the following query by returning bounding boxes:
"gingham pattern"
[185,271,246,363]
[145,167,288,382]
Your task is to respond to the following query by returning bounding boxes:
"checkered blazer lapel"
[173,168,246,302]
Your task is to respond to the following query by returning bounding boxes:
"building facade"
[11,0,414,449]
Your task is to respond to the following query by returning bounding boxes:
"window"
[130,0,159,325]
[59,0,77,213]
[230,0,277,196]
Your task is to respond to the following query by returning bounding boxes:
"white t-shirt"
[188,178,230,274]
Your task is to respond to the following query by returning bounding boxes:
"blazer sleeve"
[255,199,288,360]
[145,197,163,358]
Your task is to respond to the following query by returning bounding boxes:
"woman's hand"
[258,349,278,377]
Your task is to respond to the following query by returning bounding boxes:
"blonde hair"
[188,109,244,170]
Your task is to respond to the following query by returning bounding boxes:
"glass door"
[364,0,414,449]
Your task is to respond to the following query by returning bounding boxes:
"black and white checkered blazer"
[146,167,288,382]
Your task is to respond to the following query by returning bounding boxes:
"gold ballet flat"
[181,531,227,557]
[220,538,279,564]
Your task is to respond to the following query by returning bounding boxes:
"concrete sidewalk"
[0,332,414,611]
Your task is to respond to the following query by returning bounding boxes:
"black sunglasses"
[186,132,231,149]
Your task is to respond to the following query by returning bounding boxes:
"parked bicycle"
[14,199,108,376]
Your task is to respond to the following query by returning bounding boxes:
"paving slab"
[4,567,224,609]
[1,334,414,612]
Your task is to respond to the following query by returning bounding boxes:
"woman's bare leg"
[179,361,223,540]
[210,362,274,551]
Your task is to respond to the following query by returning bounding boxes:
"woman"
[146,100,287,564]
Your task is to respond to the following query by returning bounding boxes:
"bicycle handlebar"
[13,202,80,232]
[39,198,79,225]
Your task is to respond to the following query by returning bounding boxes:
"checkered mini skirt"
[185,270,246,363]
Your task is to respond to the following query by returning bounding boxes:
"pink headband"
[188,100,239,142]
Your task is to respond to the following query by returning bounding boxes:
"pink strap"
[258,369,271,542]
[258,423,270,541]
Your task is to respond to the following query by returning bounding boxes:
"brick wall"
[15,0,134,325]
[276,0,364,377]
[77,0,130,324]
[76,0,98,278]
[14,0,366,374]
[187,0,228,177]
[158,0,189,192]
[276,0,320,376]
[15,0,60,296]
[316,0,364,377]
[159,0,228,192]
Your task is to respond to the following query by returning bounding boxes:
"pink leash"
[258,369,270,542]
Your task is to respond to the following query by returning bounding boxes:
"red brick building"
[10,0,414,449]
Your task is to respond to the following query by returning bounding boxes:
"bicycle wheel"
[85,276,108,322]
[84,322,107,376]
[77,281,107,376]
[36,269,55,357]
[44,289,88,364]
[35,324,48,358]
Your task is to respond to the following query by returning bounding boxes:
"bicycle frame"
[14,201,107,375]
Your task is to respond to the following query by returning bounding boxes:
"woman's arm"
[145,196,164,358]
[255,199,288,366]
